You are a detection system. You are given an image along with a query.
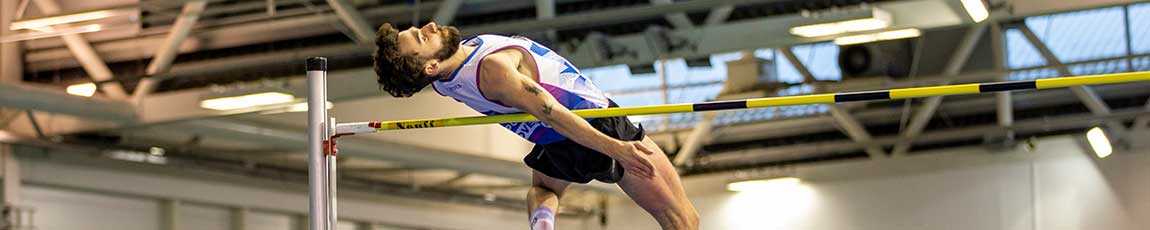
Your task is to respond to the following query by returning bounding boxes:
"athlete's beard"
[431,25,462,62]
[389,26,463,97]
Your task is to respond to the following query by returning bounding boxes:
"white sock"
[530,207,555,230]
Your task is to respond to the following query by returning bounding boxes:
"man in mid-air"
[372,22,699,230]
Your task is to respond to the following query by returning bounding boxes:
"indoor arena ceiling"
[4,0,1147,213]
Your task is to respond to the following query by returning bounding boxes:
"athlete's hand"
[609,141,657,179]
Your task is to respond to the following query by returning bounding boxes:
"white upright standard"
[306,57,336,230]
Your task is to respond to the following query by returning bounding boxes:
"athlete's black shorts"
[523,102,645,184]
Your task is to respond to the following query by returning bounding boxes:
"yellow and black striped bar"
[334,71,1150,134]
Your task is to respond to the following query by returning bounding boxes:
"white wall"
[605,136,1150,230]
[12,154,594,230]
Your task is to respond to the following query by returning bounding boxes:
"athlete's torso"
[431,35,610,144]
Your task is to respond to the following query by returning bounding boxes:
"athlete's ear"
[423,60,440,76]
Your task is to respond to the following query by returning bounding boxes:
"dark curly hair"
[373,23,436,97]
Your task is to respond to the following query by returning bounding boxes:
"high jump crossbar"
[332,71,1150,135]
[306,56,1150,230]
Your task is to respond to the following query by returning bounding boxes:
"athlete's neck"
[435,45,476,80]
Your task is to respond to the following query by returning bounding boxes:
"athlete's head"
[373,22,462,97]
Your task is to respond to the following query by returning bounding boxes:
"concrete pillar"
[1,144,19,205]
[230,207,247,230]
[162,199,182,230]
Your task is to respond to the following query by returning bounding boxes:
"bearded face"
[373,23,463,97]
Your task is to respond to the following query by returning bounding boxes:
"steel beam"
[0,83,135,122]
[780,47,817,83]
[534,0,558,41]
[701,108,1150,167]
[1133,99,1149,132]
[829,105,886,159]
[672,111,716,166]
[704,5,734,26]
[432,0,464,25]
[431,173,472,188]
[688,81,1149,146]
[1017,24,1127,133]
[1,0,21,84]
[168,119,615,192]
[32,0,129,100]
[0,0,21,130]
[25,2,443,71]
[651,0,694,29]
[786,44,883,158]
[133,0,208,104]
[991,23,1013,137]
[889,96,944,156]
[325,0,375,43]
[559,0,961,68]
[462,0,788,35]
[891,24,986,157]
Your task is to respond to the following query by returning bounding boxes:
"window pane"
[1130,3,1150,54]
[1005,29,1049,69]
[1068,59,1129,76]
[1134,56,1150,71]
[790,43,843,81]
[1008,68,1061,81]
[1024,7,1127,63]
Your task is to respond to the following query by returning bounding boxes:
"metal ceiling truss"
[1014,23,1130,138]
[695,107,1150,172]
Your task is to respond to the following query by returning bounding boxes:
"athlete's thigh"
[616,136,690,212]
[533,170,572,196]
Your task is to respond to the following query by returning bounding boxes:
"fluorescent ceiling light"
[1,24,106,43]
[790,9,891,37]
[836,18,891,31]
[0,130,19,142]
[11,10,116,30]
[289,101,334,112]
[961,0,989,23]
[834,28,921,45]
[727,177,801,192]
[790,24,844,38]
[876,28,922,40]
[1086,127,1112,158]
[66,82,97,97]
[200,92,296,110]
[833,34,878,46]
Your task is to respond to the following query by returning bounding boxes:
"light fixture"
[289,101,334,112]
[10,8,135,30]
[834,28,922,46]
[66,82,97,97]
[961,0,989,23]
[1086,127,1112,158]
[0,130,19,142]
[200,92,296,110]
[727,177,802,192]
[149,147,166,156]
[1,24,107,43]
[789,9,892,37]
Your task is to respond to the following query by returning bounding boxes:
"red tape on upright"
[323,134,354,156]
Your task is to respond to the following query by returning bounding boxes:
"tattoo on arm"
[524,82,542,96]
[541,103,553,116]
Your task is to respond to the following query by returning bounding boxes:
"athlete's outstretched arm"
[478,50,656,179]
